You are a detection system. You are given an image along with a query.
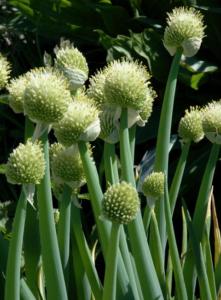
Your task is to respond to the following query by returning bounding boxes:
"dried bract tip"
[6,140,45,185]
[163,7,205,57]
[178,106,204,143]
[102,181,140,224]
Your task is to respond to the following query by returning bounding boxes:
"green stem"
[120,108,163,300]
[78,141,133,299]
[71,201,103,300]
[154,48,182,244]
[37,133,68,300]
[181,207,187,267]
[57,185,72,284]
[170,142,191,214]
[20,279,36,300]
[183,143,220,299]
[129,124,136,163]
[102,223,120,300]
[150,210,167,298]
[71,234,91,300]
[164,181,188,300]
[5,191,27,300]
[104,142,116,185]
[23,202,41,298]
[143,205,152,234]
[103,142,141,300]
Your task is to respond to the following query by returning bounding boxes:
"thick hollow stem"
[57,184,72,284]
[5,191,27,300]
[153,48,182,244]
[37,133,68,300]
[164,181,188,300]
[120,108,163,300]
[102,223,120,300]
[183,143,220,299]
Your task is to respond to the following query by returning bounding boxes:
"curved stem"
[169,142,191,214]
[71,200,103,300]
[57,185,72,284]
[120,108,163,300]
[154,48,182,244]
[102,223,120,300]
[5,191,27,300]
[164,181,188,300]
[37,133,68,300]
[183,143,220,299]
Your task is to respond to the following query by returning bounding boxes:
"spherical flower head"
[23,68,72,124]
[6,140,45,185]
[54,93,100,146]
[137,86,156,127]
[0,54,10,90]
[54,40,89,92]
[163,7,205,57]
[202,101,221,144]
[102,181,140,224]
[7,74,29,113]
[142,172,165,199]
[104,60,151,112]
[178,106,204,143]
[51,144,85,187]
[87,69,107,108]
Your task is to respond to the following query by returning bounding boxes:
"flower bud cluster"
[202,101,221,144]
[102,181,140,224]
[178,106,204,143]
[163,7,205,57]
[142,172,165,200]
[50,143,85,188]
[6,140,45,185]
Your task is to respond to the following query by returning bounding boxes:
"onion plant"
[2,6,221,300]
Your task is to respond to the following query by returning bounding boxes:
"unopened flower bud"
[54,40,88,92]
[142,172,165,200]
[6,140,45,185]
[202,101,221,144]
[54,93,100,146]
[0,54,10,89]
[178,106,204,143]
[51,144,85,187]
[104,60,151,112]
[7,74,29,113]
[102,181,140,224]
[163,7,205,57]
[23,68,72,124]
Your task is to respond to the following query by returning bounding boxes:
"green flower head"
[54,93,100,146]
[163,7,205,57]
[54,40,89,92]
[103,60,151,112]
[7,74,29,114]
[178,106,204,143]
[6,140,45,185]
[23,68,72,124]
[51,143,85,187]
[0,54,10,90]
[142,172,165,200]
[102,181,140,224]
[202,101,221,144]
